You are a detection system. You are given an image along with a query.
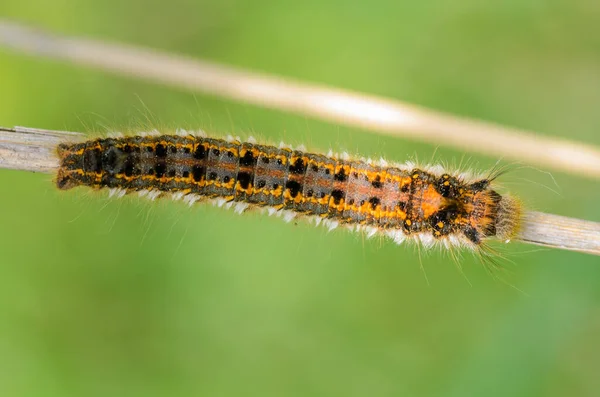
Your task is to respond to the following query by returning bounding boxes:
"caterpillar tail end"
[495,194,523,242]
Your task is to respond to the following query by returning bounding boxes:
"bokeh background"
[1,1,600,396]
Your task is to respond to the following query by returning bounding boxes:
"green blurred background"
[1,1,599,396]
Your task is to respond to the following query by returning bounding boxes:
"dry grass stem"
[518,211,600,256]
[2,20,600,179]
[1,126,598,257]
[0,126,81,172]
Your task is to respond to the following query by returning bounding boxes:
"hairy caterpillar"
[56,130,522,252]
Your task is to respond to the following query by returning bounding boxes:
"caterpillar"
[56,130,522,251]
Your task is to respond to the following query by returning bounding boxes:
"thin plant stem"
[1,20,600,179]
[1,125,598,257]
